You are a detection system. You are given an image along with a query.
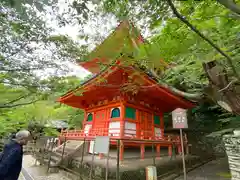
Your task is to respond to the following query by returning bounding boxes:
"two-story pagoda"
[58,20,194,161]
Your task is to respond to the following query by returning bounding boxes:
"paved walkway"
[176,158,231,180]
[19,155,72,180]
[19,155,231,180]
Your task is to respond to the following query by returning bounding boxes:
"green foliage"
[0,0,87,109]
[1,0,240,137]
[46,35,88,61]
[43,127,60,137]
[0,76,84,137]
[1,0,58,14]
[0,0,88,137]
[97,0,240,92]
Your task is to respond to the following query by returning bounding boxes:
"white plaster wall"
[89,140,98,154]
[154,127,162,138]
[109,121,121,136]
[124,122,136,137]
[84,124,92,135]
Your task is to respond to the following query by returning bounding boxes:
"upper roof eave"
[79,20,144,74]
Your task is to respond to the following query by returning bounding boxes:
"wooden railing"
[60,128,188,143]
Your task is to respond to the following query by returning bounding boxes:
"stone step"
[56,147,75,153]
[50,155,61,165]
[46,140,85,168]
[41,157,59,166]
[54,140,84,155]
[65,141,83,147]
[55,149,70,155]
[53,151,65,159]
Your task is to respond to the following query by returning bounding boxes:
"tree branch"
[166,0,240,81]
[0,99,39,109]
[0,81,40,88]
[0,64,58,72]
[218,78,238,92]
[0,81,54,89]
[0,67,46,72]
[96,61,203,101]
[3,93,34,105]
[217,0,240,15]
[4,37,36,59]
[149,69,203,100]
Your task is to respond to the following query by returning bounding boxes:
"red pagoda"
[58,20,194,161]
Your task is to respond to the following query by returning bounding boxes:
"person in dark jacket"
[0,130,30,180]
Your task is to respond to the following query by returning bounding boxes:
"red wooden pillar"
[83,111,87,127]
[177,144,182,155]
[168,136,172,157]
[120,103,125,138]
[168,145,172,157]
[186,145,189,155]
[136,109,139,138]
[160,112,164,137]
[156,145,161,158]
[99,108,110,160]
[120,140,124,161]
[140,131,145,160]
[119,102,125,162]
[152,114,155,140]
[176,136,182,155]
[140,144,145,159]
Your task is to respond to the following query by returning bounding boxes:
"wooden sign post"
[172,108,188,180]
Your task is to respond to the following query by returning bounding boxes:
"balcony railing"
[60,128,188,144]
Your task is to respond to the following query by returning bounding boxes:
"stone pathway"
[20,155,231,180]
[18,173,26,180]
[19,155,73,180]
[175,158,231,180]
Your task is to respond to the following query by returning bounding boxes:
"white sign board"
[94,136,110,154]
[145,166,157,180]
[89,140,97,154]
[172,108,188,129]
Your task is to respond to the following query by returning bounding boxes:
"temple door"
[92,110,108,136]
[145,112,153,139]
[139,111,145,138]
[139,111,153,139]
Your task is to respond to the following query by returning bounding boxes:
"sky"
[41,0,118,79]
[38,0,152,79]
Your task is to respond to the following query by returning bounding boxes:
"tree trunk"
[217,0,240,16]
[203,61,240,115]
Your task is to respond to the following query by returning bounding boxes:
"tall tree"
[0,75,84,137]
[71,0,240,114]
[0,0,85,108]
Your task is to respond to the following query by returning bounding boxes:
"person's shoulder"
[6,141,22,152]
[8,146,22,157]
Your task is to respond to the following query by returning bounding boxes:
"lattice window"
[87,113,93,122]
[111,108,120,118]
[154,115,160,125]
[125,107,136,119]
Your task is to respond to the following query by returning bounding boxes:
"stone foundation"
[60,155,205,180]
[223,130,240,180]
